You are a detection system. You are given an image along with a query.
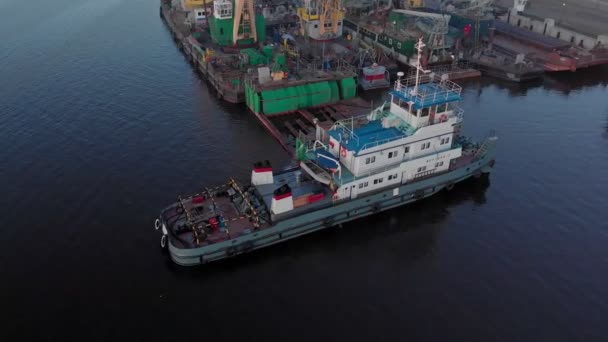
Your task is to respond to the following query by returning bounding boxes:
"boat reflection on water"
[542,65,608,96]
[457,65,608,98]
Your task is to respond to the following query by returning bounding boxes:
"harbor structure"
[494,0,608,71]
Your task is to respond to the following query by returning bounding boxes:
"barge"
[154,39,498,266]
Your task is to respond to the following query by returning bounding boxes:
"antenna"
[412,38,427,96]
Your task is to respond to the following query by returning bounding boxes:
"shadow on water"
[603,108,608,140]
[163,175,491,277]
[447,65,608,98]
[542,65,608,95]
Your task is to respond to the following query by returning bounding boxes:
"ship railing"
[473,130,499,159]
[348,162,403,183]
[454,106,465,122]
[330,116,367,147]
[393,74,462,107]
[359,132,409,152]
[407,61,475,77]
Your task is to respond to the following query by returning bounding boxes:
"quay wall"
[499,10,607,49]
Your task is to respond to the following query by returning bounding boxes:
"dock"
[494,0,608,71]
[252,97,373,156]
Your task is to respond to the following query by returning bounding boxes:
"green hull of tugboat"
[163,147,496,266]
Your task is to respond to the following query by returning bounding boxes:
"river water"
[1,0,607,341]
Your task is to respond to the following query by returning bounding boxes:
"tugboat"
[154,39,498,266]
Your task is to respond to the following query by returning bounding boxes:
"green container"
[275,53,286,67]
[329,81,340,102]
[263,45,274,58]
[241,48,268,66]
[249,80,338,115]
[339,77,357,99]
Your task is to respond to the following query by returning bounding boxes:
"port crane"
[298,0,346,40]
[392,9,452,62]
[232,0,257,44]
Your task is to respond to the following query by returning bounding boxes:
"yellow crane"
[298,0,345,40]
[319,0,344,38]
[407,0,424,8]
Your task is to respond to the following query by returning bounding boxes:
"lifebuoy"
[154,218,161,231]
[445,183,454,191]
[160,235,168,249]
[440,114,448,122]
[340,146,347,158]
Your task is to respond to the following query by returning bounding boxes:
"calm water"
[1,0,608,340]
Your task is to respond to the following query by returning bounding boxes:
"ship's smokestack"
[251,160,274,185]
[271,184,293,214]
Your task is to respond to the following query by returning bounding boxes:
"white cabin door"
[350,184,358,199]
[343,185,352,199]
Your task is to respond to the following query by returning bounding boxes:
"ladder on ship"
[233,0,257,44]
[473,131,498,159]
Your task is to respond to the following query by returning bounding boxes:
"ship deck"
[255,169,333,221]
[162,181,272,249]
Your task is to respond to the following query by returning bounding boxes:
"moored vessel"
[154,39,498,266]
[359,63,391,90]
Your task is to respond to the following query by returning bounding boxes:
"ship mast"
[412,38,427,96]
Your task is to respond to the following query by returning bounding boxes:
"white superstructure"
[302,39,467,200]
